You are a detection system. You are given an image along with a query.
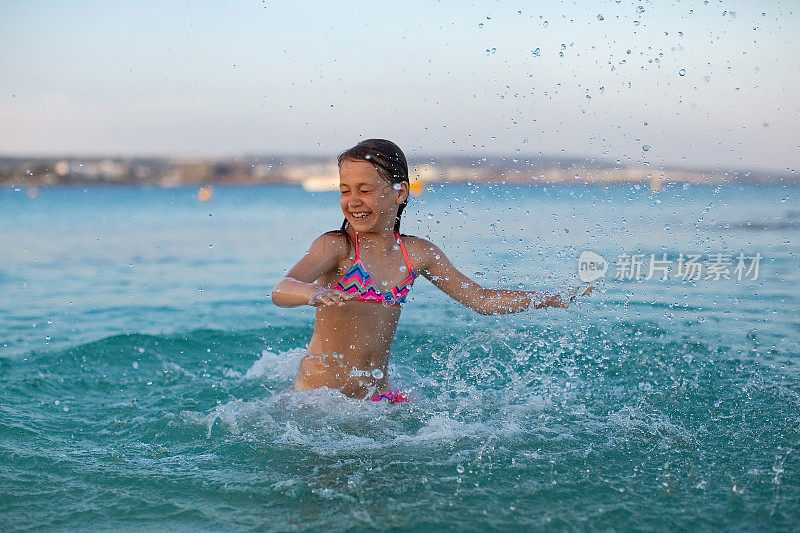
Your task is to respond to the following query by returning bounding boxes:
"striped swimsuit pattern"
[334,231,416,306]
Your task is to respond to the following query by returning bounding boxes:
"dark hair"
[331,139,410,246]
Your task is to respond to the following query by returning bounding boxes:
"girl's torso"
[295,232,418,398]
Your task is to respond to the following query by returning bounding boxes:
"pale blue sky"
[1,0,797,172]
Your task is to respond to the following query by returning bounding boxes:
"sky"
[0,0,798,172]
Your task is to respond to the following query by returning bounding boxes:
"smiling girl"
[271,139,590,401]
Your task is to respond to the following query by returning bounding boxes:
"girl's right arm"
[271,234,356,307]
[416,239,590,314]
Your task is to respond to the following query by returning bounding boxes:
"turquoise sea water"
[1,183,799,531]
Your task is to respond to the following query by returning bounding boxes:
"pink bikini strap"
[353,231,412,273]
[353,231,361,261]
[394,231,414,274]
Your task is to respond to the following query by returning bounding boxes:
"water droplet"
[679,68,686,76]
[393,183,401,190]
[371,368,384,379]
[642,145,651,151]
[531,48,540,57]
[477,23,484,28]
[597,14,605,21]
[574,173,581,180]
[427,213,434,219]
[132,361,139,369]
[456,464,465,474]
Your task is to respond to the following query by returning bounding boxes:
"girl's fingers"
[326,292,349,306]
[336,291,356,305]
[570,284,593,300]
[310,289,356,306]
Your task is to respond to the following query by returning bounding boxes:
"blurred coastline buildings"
[0,154,795,191]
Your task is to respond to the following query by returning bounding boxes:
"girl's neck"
[349,227,397,249]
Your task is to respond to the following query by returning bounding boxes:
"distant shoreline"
[1,154,796,189]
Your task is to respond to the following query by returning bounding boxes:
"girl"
[271,139,591,402]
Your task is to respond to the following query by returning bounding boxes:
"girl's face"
[339,158,408,234]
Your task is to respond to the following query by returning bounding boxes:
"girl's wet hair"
[330,139,410,247]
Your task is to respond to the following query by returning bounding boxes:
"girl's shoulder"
[398,235,444,267]
[398,234,433,249]
[310,231,352,260]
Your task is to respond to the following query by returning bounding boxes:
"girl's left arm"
[416,240,585,315]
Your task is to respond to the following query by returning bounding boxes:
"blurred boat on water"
[301,175,339,192]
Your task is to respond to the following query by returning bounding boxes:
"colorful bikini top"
[333,231,416,306]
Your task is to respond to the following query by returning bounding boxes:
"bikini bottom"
[371,390,408,404]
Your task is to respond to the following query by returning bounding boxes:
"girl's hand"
[308,286,356,307]
[561,284,593,308]
[527,284,593,309]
